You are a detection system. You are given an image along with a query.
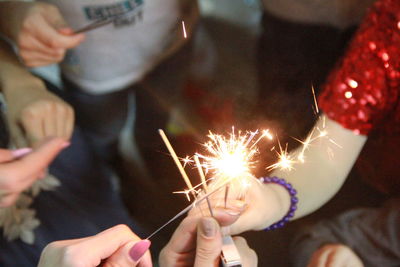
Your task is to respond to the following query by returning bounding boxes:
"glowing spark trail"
[267,141,296,171]
[182,21,187,38]
[311,85,319,114]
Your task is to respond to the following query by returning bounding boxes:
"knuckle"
[54,103,67,114]
[41,241,60,255]
[111,224,130,234]
[20,107,38,121]
[21,18,33,32]
[58,245,85,267]
[17,36,30,50]
[49,39,61,48]
[40,101,57,111]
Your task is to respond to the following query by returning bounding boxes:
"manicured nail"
[200,217,217,238]
[129,240,151,262]
[61,142,70,149]
[12,148,32,158]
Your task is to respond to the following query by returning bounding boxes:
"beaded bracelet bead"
[260,176,298,231]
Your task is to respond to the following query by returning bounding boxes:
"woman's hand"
[0,137,68,207]
[159,208,257,267]
[0,1,84,67]
[200,178,291,235]
[38,224,152,267]
[307,244,364,267]
[3,77,74,148]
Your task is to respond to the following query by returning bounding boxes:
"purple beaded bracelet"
[259,176,298,231]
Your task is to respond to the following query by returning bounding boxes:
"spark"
[182,21,187,38]
[181,156,193,168]
[173,182,204,201]
[195,128,273,198]
[294,128,315,163]
[267,141,295,171]
[197,130,266,180]
[311,85,319,114]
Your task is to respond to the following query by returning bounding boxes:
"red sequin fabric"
[319,0,400,135]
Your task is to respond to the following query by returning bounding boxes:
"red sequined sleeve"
[318,0,400,135]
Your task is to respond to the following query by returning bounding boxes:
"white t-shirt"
[40,0,198,94]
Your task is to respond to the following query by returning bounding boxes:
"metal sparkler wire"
[145,178,230,240]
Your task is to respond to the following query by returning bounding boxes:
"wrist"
[260,177,297,231]
[266,183,291,223]
[2,73,45,95]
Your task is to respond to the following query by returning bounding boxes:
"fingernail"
[129,240,151,262]
[200,217,217,238]
[223,209,242,216]
[227,200,247,211]
[12,148,32,158]
[61,142,70,149]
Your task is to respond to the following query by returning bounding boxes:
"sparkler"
[196,128,270,200]
[152,112,340,238]
[145,178,231,240]
[194,155,214,217]
[159,129,195,199]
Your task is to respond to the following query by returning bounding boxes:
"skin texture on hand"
[3,77,74,148]
[159,210,257,267]
[0,1,84,67]
[38,224,153,267]
[0,137,68,207]
[0,38,74,148]
[307,244,364,267]
[198,179,290,235]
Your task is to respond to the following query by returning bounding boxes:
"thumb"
[16,137,69,172]
[194,217,222,267]
[41,6,84,48]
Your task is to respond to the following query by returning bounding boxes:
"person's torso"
[39,0,198,93]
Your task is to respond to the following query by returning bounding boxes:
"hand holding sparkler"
[159,214,257,267]
[0,1,85,67]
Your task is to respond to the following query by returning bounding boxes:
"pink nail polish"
[61,142,71,149]
[12,148,32,158]
[129,240,151,262]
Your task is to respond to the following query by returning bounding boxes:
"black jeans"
[62,42,193,165]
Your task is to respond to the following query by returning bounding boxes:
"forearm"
[270,114,367,219]
[0,1,24,40]
[0,40,44,93]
